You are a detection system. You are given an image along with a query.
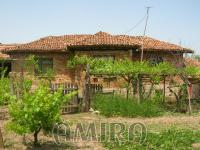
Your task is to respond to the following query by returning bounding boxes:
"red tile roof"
[0,44,19,59]
[132,36,192,52]
[2,31,193,53]
[71,31,140,47]
[184,58,200,68]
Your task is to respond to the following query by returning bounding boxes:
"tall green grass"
[0,77,10,105]
[92,94,164,117]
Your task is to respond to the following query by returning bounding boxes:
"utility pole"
[140,6,151,62]
[138,6,151,103]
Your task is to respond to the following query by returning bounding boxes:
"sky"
[0,0,200,54]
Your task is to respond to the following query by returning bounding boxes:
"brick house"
[0,44,18,76]
[2,31,193,99]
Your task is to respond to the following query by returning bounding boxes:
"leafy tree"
[7,55,75,146]
[7,81,74,146]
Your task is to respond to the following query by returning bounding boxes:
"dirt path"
[64,113,200,127]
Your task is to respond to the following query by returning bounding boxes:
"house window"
[37,58,53,74]
[149,56,163,65]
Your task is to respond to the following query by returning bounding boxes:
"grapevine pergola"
[68,55,200,113]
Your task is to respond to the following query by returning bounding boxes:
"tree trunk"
[136,77,140,103]
[180,74,192,115]
[33,127,41,146]
[138,76,143,102]
[121,76,131,100]
[126,80,131,100]
[145,82,154,99]
[126,87,129,100]
[132,79,137,96]
[84,64,91,112]
[10,73,14,96]
[187,85,192,115]
[0,128,4,149]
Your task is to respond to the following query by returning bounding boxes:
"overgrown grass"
[103,127,200,150]
[92,94,164,117]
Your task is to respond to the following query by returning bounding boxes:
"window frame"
[149,56,164,65]
[36,57,53,75]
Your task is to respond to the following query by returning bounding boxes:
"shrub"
[7,82,75,146]
[92,94,164,117]
[103,127,200,150]
[0,70,11,105]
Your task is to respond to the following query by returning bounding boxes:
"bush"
[92,94,164,117]
[103,127,200,150]
[0,73,10,105]
[7,82,74,145]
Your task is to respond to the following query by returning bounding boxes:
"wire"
[124,15,146,35]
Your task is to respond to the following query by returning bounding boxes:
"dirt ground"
[1,111,200,150]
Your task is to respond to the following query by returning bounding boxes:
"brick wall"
[74,49,132,60]
[9,50,185,101]
[132,51,184,67]
[10,52,75,83]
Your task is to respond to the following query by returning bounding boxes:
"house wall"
[10,52,75,83]
[132,51,184,67]
[74,49,132,60]
[9,50,185,100]
[191,84,200,99]
[9,50,132,91]
[73,50,184,85]
[73,49,133,96]
[10,50,184,77]
[73,50,184,101]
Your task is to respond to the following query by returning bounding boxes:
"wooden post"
[9,73,14,96]
[163,76,166,103]
[187,84,192,115]
[20,68,24,97]
[84,64,91,112]
[0,128,4,149]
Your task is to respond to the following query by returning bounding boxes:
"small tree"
[7,80,74,146]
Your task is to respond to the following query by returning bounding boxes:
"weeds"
[103,127,200,150]
[92,94,164,117]
[0,69,10,105]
